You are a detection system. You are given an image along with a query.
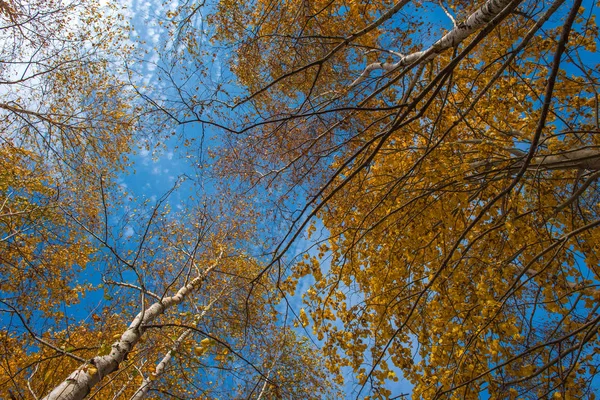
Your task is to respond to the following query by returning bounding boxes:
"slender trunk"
[128,295,220,400]
[129,329,194,400]
[351,0,521,87]
[472,147,600,171]
[42,255,221,400]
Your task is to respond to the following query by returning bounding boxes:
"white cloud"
[123,225,134,238]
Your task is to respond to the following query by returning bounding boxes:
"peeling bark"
[128,329,193,400]
[528,147,600,170]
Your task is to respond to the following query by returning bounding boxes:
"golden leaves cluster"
[212,0,600,397]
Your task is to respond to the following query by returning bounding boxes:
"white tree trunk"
[128,295,220,400]
[530,147,600,170]
[42,255,221,400]
[128,329,193,400]
[351,0,520,87]
[472,147,600,171]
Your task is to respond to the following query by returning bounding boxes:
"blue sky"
[65,0,600,397]
[7,0,599,398]
[105,0,459,397]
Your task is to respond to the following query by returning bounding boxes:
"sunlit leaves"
[209,0,600,397]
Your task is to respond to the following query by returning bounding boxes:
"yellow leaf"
[194,346,206,356]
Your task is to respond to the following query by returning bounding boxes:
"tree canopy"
[1,0,600,398]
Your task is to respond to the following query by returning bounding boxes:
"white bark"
[439,0,457,27]
[255,369,273,400]
[42,254,222,400]
[350,0,520,87]
[128,329,193,400]
[255,352,281,400]
[128,296,219,400]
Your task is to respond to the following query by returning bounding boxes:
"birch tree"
[0,0,139,326]
[5,0,600,398]
[1,1,339,398]
[178,0,600,397]
[1,186,337,399]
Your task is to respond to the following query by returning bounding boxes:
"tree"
[0,0,139,396]
[0,4,338,398]
[194,0,600,397]
[5,0,600,398]
[2,184,337,399]
[0,0,139,323]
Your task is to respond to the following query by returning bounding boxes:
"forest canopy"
[1,0,599,399]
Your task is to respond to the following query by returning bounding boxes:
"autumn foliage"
[2,0,600,398]
[205,0,600,398]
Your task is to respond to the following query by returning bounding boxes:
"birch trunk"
[128,295,220,400]
[472,147,600,171]
[529,147,600,170]
[128,329,194,400]
[350,0,521,87]
[42,256,221,400]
